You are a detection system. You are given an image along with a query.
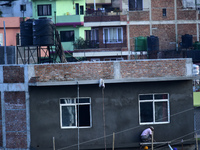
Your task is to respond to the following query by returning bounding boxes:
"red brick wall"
[129,11,149,21]
[120,59,185,78]
[33,59,187,82]
[129,25,150,50]
[178,24,197,42]
[4,91,27,149]
[177,10,196,20]
[34,63,114,82]
[3,66,24,83]
[152,24,176,50]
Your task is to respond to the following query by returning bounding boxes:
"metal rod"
[77,81,80,150]
[3,21,7,64]
[151,131,154,150]
[112,132,115,150]
[196,133,198,150]
[53,137,55,150]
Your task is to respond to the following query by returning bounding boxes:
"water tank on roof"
[147,36,159,51]
[135,36,147,51]
[33,18,55,46]
[20,19,33,46]
[181,34,193,49]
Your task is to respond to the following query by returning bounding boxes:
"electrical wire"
[57,105,199,150]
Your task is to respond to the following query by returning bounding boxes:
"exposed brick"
[178,24,197,42]
[32,59,187,82]
[6,132,27,148]
[5,110,26,132]
[152,24,176,50]
[3,66,24,83]
[4,92,26,110]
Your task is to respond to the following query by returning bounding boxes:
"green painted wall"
[31,0,91,51]
[194,92,200,106]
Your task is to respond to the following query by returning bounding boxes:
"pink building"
[0,17,26,46]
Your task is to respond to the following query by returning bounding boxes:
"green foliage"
[73,37,87,49]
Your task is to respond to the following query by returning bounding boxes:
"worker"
[141,126,154,142]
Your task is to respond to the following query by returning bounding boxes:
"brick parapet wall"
[32,59,191,83]
[120,59,186,78]
[0,65,29,149]
[3,66,24,83]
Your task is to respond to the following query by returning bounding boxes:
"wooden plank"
[140,141,171,145]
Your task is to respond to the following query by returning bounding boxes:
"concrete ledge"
[28,76,194,86]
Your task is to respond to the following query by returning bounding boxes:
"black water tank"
[147,35,159,51]
[20,19,33,46]
[33,18,54,46]
[182,34,193,48]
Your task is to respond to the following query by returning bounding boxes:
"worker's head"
[173,148,177,150]
[144,146,148,149]
[150,126,154,131]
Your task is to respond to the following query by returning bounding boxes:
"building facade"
[75,0,200,61]
[31,0,91,51]
[0,58,195,149]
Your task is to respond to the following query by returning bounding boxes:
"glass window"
[60,97,91,128]
[129,0,143,11]
[103,27,123,43]
[80,6,84,15]
[60,31,74,42]
[139,93,170,124]
[37,4,51,16]
[76,3,79,15]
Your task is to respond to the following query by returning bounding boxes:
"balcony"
[84,10,124,22]
[86,0,111,4]
[54,15,84,24]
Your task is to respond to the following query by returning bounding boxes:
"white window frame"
[139,93,170,125]
[103,27,123,43]
[60,97,92,129]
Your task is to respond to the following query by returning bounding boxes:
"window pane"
[60,98,75,104]
[139,95,153,100]
[118,28,122,42]
[140,102,153,123]
[76,98,90,103]
[80,6,84,15]
[104,29,108,42]
[154,94,168,99]
[155,101,168,122]
[62,106,76,127]
[60,31,74,42]
[78,105,90,126]
[76,3,79,15]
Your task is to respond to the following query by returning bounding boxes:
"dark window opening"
[140,102,153,123]
[37,4,51,16]
[80,6,84,15]
[20,4,26,11]
[78,105,90,126]
[129,0,143,11]
[76,3,79,15]
[163,8,166,16]
[60,31,74,42]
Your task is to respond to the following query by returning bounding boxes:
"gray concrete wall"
[29,80,194,150]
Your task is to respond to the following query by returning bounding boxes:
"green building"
[31,0,90,51]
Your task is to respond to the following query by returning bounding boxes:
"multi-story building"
[31,0,91,51]
[0,0,32,17]
[73,0,200,61]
